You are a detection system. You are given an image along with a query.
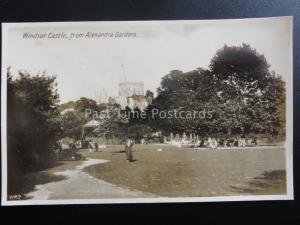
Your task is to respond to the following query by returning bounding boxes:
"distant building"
[118,81,144,96]
[128,94,148,110]
[115,80,148,110]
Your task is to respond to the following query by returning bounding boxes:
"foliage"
[147,44,286,137]
[145,89,154,104]
[127,124,153,141]
[209,44,285,135]
[74,97,100,115]
[148,68,216,135]
[7,69,62,194]
[95,108,129,140]
[60,97,103,140]
[61,111,87,140]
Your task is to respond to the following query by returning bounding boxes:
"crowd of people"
[55,134,262,163]
[194,135,258,150]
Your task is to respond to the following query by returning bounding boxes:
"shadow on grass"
[113,150,126,153]
[128,159,138,163]
[230,170,286,194]
[8,164,67,200]
[111,150,136,155]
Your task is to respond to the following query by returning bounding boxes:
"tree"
[61,111,87,140]
[127,124,153,142]
[210,44,269,88]
[148,68,215,135]
[74,97,100,115]
[7,69,62,195]
[95,108,129,141]
[209,44,285,135]
[128,107,144,125]
[147,44,285,138]
[145,89,154,104]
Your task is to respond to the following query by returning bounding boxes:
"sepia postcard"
[1,17,293,205]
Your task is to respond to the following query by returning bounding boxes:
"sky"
[2,17,292,103]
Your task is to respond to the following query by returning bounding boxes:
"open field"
[82,144,286,197]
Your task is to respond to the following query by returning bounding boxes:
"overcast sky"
[3,17,292,103]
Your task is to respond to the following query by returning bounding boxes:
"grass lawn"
[82,144,286,197]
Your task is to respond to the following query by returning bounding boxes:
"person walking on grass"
[125,138,134,162]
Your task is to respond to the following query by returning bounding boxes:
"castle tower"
[118,64,144,97]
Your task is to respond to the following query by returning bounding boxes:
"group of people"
[61,140,101,152]
[194,136,258,150]
[55,137,136,163]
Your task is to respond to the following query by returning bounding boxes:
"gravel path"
[26,159,155,200]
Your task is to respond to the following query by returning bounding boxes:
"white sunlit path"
[26,158,156,200]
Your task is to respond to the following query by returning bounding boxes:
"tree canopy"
[7,69,62,194]
[74,97,100,114]
[146,44,285,137]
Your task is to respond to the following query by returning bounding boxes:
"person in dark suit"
[125,138,134,162]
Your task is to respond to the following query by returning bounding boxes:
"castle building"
[118,81,144,96]
[116,80,148,110]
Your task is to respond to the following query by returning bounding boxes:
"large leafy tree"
[60,97,108,140]
[209,44,285,135]
[7,69,62,194]
[148,69,216,135]
[127,124,153,142]
[74,97,100,115]
[61,111,87,140]
[95,107,129,139]
[148,44,285,137]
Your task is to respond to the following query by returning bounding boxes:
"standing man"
[125,138,134,162]
[95,142,99,152]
